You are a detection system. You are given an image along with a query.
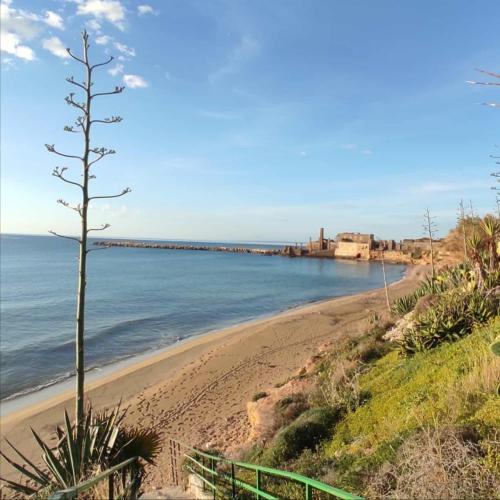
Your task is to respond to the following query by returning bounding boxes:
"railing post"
[256,469,261,499]
[169,439,179,486]
[305,483,312,500]
[108,473,114,500]
[201,455,206,491]
[211,457,216,500]
[231,462,236,499]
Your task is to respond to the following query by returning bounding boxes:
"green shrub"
[252,391,268,402]
[263,408,340,465]
[357,342,392,363]
[289,448,333,479]
[491,338,500,356]
[274,393,309,429]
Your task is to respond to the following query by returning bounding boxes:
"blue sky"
[1,0,498,242]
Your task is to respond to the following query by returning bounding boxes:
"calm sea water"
[0,234,405,401]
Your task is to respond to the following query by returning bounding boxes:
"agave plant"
[480,215,500,272]
[392,294,417,316]
[0,404,162,497]
[399,289,499,356]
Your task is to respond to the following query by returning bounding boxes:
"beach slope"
[0,265,425,489]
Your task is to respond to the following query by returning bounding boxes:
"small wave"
[2,370,74,401]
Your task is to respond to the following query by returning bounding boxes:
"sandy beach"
[0,265,425,490]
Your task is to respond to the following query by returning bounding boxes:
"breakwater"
[93,240,283,256]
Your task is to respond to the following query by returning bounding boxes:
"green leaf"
[31,427,69,488]
[64,410,79,484]
[3,437,51,483]
[0,475,38,495]
[0,449,50,488]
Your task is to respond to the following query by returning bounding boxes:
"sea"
[0,234,406,407]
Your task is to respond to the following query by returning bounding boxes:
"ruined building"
[308,228,335,253]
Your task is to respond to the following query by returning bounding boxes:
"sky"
[1,0,499,243]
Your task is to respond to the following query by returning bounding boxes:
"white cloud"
[92,203,128,217]
[85,19,101,32]
[76,0,126,30]
[137,4,155,16]
[0,0,39,60]
[199,110,240,120]
[209,35,260,82]
[43,36,70,59]
[300,151,307,157]
[114,41,135,57]
[95,34,111,45]
[416,179,491,194]
[339,144,373,155]
[1,31,35,60]
[123,74,148,88]
[108,62,123,76]
[44,11,64,30]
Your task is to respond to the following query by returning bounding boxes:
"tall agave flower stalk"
[466,232,487,290]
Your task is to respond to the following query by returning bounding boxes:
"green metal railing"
[170,439,363,500]
[49,457,139,500]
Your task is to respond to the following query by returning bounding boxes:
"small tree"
[423,208,438,278]
[47,31,130,433]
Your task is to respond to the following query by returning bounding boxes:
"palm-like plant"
[480,215,500,272]
[467,231,487,290]
[0,405,161,497]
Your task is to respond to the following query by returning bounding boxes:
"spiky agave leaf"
[114,427,163,465]
[0,448,50,489]
[0,476,38,496]
[2,437,51,484]
[30,427,71,488]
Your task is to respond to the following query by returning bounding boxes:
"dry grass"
[316,358,360,411]
[368,426,499,499]
[461,349,500,397]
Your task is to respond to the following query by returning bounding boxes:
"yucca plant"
[0,405,161,497]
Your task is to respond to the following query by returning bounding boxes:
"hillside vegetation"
[244,217,500,499]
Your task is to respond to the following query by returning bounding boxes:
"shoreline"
[1,264,407,417]
[0,265,424,488]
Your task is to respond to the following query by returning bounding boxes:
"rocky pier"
[93,240,283,256]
